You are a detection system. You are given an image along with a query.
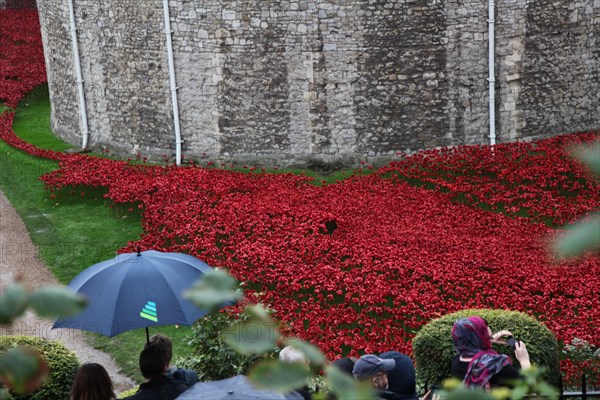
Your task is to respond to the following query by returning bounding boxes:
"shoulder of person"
[165,373,191,388]
[168,366,199,384]
[377,390,399,399]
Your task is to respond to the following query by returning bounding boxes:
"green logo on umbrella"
[140,301,158,322]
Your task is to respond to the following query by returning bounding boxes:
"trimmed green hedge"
[0,335,79,400]
[412,309,559,387]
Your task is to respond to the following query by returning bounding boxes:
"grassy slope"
[0,88,189,382]
[4,87,142,283]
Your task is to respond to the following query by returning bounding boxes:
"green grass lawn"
[11,87,72,152]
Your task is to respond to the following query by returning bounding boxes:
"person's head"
[139,344,168,380]
[70,363,115,400]
[451,316,493,357]
[332,357,356,376]
[146,334,173,369]
[352,355,395,390]
[379,351,417,397]
[279,346,309,366]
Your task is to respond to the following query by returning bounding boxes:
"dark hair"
[145,333,173,369]
[70,363,115,400]
[139,344,166,380]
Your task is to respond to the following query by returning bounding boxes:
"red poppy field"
[1,9,599,384]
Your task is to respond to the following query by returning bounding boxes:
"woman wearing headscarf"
[451,316,531,389]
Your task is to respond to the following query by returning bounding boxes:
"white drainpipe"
[488,0,496,146]
[67,0,89,149]
[162,0,182,165]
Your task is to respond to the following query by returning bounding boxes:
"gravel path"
[0,190,137,395]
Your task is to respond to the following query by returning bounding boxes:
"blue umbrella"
[176,375,292,400]
[53,249,225,341]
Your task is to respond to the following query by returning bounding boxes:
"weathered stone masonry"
[36,0,599,167]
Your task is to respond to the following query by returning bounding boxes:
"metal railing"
[559,375,600,399]
[423,374,600,399]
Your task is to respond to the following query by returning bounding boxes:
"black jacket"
[124,375,190,400]
[167,366,199,386]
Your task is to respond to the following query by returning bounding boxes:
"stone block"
[222,10,236,20]
[215,28,231,38]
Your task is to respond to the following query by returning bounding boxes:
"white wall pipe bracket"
[162,0,182,165]
[67,0,89,149]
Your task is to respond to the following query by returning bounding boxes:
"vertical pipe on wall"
[162,0,182,165]
[67,0,89,149]
[488,0,496,146]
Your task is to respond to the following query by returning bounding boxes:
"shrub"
[560,338,600,387]
[412,309,560,388]
[0,335,79,400]
[118,387,139,398]
[176,308,276,381]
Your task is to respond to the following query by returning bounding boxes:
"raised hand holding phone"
[491,330,513,344]
[514,340,531,369]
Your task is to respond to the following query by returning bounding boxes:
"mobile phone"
[506,337,517,348]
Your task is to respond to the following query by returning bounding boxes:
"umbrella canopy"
[53,250,223,337]
[176,375,293,400]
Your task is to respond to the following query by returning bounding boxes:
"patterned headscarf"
[451,316,511,388]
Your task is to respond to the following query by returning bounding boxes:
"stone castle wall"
[36,0,599,167]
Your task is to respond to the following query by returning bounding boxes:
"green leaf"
[325,365,376,400]
[0,388,11,400]
[184,269,243,311]
[490,387,512,400]
[510,385,529,400]
[573,142,600,177]
[203,268,239,290]
[0,348,45,395]
[184,287,242,310]
[285,338,327,366]
[553,214,600,258]
[445,388,493,400]
[245,304,272,322]
[222,320,279,355]
[248,359,310,392]
[536,382,558,400]
[0,283,29,324]
[28,286,87,318]
[441,378,463,391]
